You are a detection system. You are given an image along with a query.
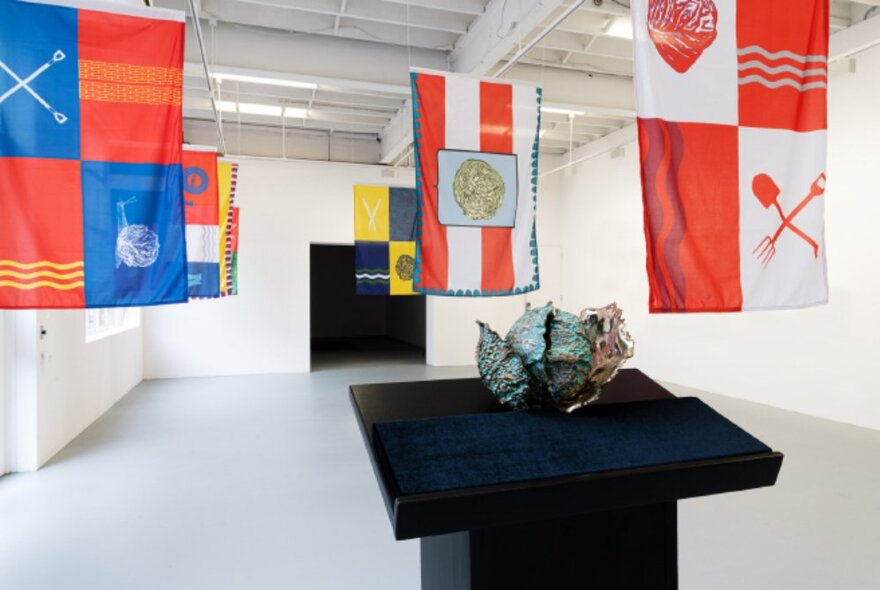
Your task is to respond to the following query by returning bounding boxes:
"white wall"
[35,311,143,465]
[0,311,143,471]
[144,156,564,376]
[559,46,880,431]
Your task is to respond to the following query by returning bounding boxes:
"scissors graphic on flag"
[0,49,68,124]
[753,172,825,268]
[362,197,381,234]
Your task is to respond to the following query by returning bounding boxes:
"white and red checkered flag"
[633,0,829,312]
[410,69,542,296]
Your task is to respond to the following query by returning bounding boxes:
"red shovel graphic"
[753,172,825,268]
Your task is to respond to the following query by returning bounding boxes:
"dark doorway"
[310,244,426,368]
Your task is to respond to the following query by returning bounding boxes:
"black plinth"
[350,369,783,590]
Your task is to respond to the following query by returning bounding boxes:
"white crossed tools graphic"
[362,197,382,234]
[753,172,826,268]
[0,50,68,124]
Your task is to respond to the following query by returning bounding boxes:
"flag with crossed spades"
[0,0,187,309]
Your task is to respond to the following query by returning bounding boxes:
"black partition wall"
[309,244,426,363]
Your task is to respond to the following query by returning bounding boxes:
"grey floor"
[1,353,879,589]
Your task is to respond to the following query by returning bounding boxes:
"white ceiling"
[159,0,880,162]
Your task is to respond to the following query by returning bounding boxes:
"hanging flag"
[354,185,419,296]
[634,0,829,312]
[217,160,239,296]
[229,206,240,296]
[0,0,186,309]
[410,69,541,297]
[183,146,221,299]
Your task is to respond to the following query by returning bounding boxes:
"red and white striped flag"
[634,0,829,312]
[410,69,541,296]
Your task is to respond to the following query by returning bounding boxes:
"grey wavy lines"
[355,273,390,280]
[738,75,827,91]
[737,45,827,64]
[737,60,826,79]
[201,226,218,259]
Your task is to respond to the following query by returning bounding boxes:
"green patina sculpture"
[476,303,635,413]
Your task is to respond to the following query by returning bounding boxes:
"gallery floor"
[1,354,878,590]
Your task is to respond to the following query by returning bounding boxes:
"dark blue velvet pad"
[374,398,771,496]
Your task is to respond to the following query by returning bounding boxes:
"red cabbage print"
[648,0,719,73]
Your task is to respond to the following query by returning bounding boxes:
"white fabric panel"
[632,0,738,125]
[444,75,483,292]
[738,127,829,309]
[185,225,220,263]
[511,83,539,290]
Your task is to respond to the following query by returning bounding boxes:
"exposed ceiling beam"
[450,0,568,75]
[830,8,880,59]
[379,0,487,16]
[380,0,568,164]
[206,0,470,35]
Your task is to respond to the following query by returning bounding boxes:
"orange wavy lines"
[0,260,83,270]
[0,280,84,291]
[0,269,84,280]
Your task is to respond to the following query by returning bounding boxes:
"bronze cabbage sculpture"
[476,303,635,412]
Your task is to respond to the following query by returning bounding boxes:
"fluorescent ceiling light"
[542,106,585,117]
[604,16,633,40]
[217,100,309,119]
[283,107,309,119]
[214,72,318,90]
[217,100,282,117]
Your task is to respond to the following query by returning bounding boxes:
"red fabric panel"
[78,10,184,164]
[639,119,742,312]
[182,149,219,225]
[737,0,829,131]
[0,158,85,308]
[479,81,515,293]
[413,73,448,292]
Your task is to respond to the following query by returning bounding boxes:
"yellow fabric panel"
[389,241,417,296]
[354,185,390,242]
[217,161,234,290]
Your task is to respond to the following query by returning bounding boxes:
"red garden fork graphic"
[752,172,826,268]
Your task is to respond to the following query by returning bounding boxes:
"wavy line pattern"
[0,260,83,270]
[738,75,827,91]
[737,45,826,93]
[737,45,827,64]
[641,119,686,310]
[0,260,85,292]
[0,280,84,290]
[737,60,827,78]
[0,270,84,280]
[355,273,391,280]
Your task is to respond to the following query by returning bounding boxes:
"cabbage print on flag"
[0,0,187,309]
[410,69,541,296]
[633,0,829,312]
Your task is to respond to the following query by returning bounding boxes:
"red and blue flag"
[0,0,187,308]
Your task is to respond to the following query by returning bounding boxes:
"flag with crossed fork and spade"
[354,185,420,296]
[633,0,829,312]
[0,0,187,309]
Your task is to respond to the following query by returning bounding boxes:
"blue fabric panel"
[389,187,418,242]
[82,161,187,307]
[188,262,220,298]
[0,0,81,159]
[355,241,389,296]
[374,397,771,496]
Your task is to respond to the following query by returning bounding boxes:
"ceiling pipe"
[187,0,228,155]
[492,0,588,78]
